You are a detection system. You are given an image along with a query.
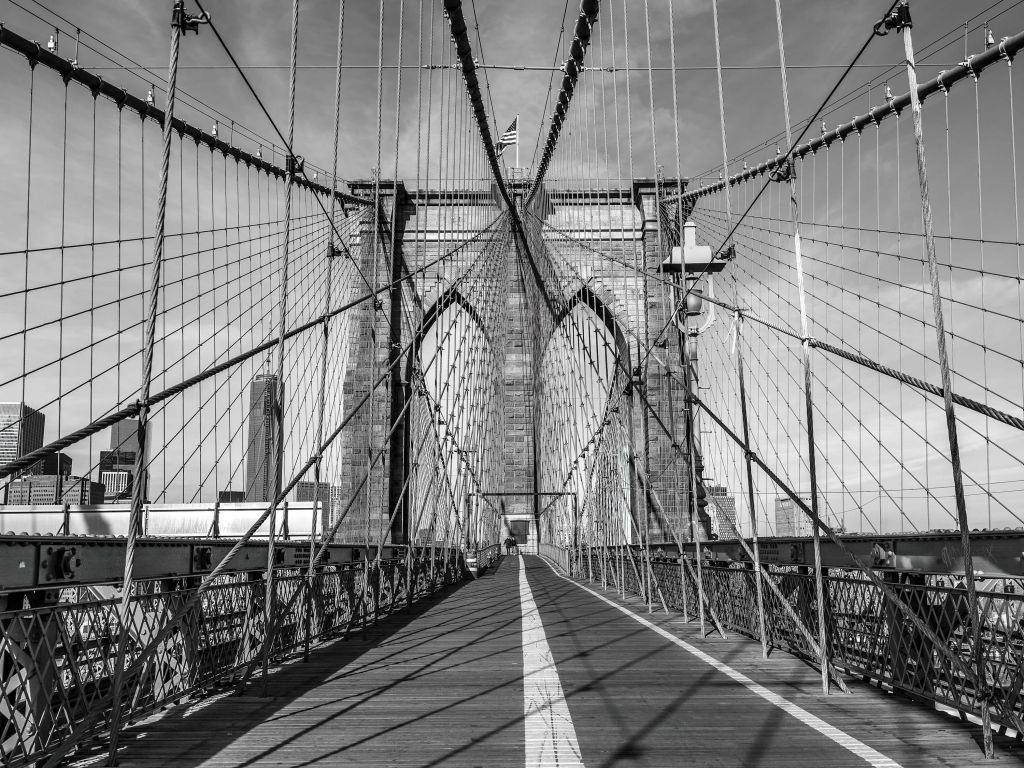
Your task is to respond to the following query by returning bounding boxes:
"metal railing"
[0,501,325,538]
[538,542,570,573]
[565,545,1024,737]
[0,549,465,768]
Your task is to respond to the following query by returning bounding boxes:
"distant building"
[44,452,71,476]
[218,490,246,503]
[707,485,737,539]
[775,496,813,537]
[100,471,131,501]
[0,402,45,476]
[100,419,146,502]
[294,480,331,506]
[6,475,104,505]
[99,453,134,501]
[245,374,281,503]
[109,419,139,452]
[27,452,71,476]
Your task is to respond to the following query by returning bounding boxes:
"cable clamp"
[172,1,210,34]
[768,159,794,184]
[872,2,911,36]
[27,40,41,68]
[286,155,305,176]
[936,71,949,94]
[963,54,980,81]
[999,37,1016,64]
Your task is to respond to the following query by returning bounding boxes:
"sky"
[3,0,1018,184]
[3,0,1024,537]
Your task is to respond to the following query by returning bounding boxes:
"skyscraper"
[775,496,813,537]
[0,403,45,477]
[707,485,738,539]
[245,374,281,503]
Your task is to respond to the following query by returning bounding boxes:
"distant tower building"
[707,485,737,539]
[775,496,813,537]
[245,374,281,503]
[99,419,145,502]
[109,419,139,453]
[30,452,71,476]
[217,490,246,503]
[0,403,45,477]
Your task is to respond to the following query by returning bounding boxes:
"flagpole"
[515,113,519,171]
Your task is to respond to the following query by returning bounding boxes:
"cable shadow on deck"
[77,569,498,767]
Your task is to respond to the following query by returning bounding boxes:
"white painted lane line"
[520,556,585,768]
[539,557,902,768]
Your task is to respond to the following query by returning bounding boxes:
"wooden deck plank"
[82,555,1024,768]
[105,559,526,767]
[528,557,1024,768]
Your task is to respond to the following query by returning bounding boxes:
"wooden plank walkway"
[90,555,1024,768]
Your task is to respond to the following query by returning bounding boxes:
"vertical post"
[897,5,994,756]
[735,313,769,659]
[586,497,594,584]
[107,4,187,762]
[773,0,829,694]
[683,324,707,636]
[406,456,418,609]
[515,112,520,170]
[625,400,647,605]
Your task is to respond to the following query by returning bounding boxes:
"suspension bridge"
[3,0,1024,765]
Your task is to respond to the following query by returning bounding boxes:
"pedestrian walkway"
[100,555,1024,767]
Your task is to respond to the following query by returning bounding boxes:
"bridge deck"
[99,556,1024,768]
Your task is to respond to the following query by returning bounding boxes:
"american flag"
[496,116,518,156]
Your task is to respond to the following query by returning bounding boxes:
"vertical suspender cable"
[372,0,405,578]
[364,0,387,624]
[407,0,425,608]
[260,0,301,694]
[304,0,347,663]
[107,3,183,762]
[894,3,994,757]
[665,0,691,623]
[772,0,831,696]
[709,0,768,660]
[641,0,661,614]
